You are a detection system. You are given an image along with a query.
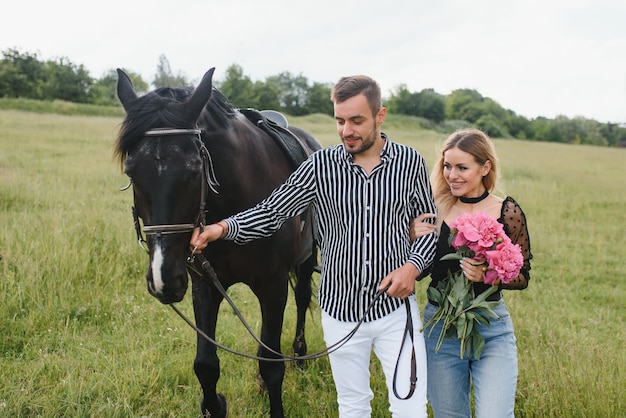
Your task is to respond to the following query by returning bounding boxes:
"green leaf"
[473,333,486,360]
[456,313,467,340]
[427,287,442,304]
[475,306,499,319]
[440,253,463,261]
[473,313,490,326]
[451,274,469,296]
[465,312,475,333]
[468,285,499,308]
[460,291,471,310]
[447,229,457,246]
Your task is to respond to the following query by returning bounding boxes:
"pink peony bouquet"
[450,212,524,285]
[423,212,523,359]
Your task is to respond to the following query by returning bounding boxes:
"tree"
[599,122,626,147]
[386,84,415,115]
[445,89,484,121]
[216,64,256,108]
[0,48,46,98]
[531,117,564,142]
[42,57,92,103]
[304,82,333,115]
[265,72,310,116]
[414,89,445,123]
[153,55,190,88]
[387,85,446,122]
[504,113,533,139]
[475,114,508,138]
[252,80,280,111]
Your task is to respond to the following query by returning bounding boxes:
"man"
[191,75,437,417]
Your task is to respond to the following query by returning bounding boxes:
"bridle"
[120,127,417,399]
[123,127,219,255]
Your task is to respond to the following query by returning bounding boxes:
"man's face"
[334,94,384,155]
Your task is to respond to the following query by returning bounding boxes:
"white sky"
[2,0,625,123]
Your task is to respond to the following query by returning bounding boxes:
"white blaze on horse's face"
[150,242,165,294]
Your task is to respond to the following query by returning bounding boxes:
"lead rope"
[392,299,418,399]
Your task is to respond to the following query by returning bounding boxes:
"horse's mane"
[115,86,237,165]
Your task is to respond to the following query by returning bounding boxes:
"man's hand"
[190,222,227,254]
[378,263,419,299]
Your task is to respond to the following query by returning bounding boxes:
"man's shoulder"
[387,140,423,160]
[311,144,344,160]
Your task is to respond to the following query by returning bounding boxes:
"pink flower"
[450,212,507,258]
[449,212,523,284]
[485,241,524,285]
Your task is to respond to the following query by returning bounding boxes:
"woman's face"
[442,147,490,198]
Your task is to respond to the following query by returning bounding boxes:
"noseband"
[127,127,220,254]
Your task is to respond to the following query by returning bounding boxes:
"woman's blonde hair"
[432,129,499,227]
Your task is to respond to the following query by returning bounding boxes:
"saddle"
[239,108,311,169]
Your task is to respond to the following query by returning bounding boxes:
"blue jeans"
[423,299,518,418]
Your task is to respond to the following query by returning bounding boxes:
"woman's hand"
[460,258,497,284]
[409,213,437,242]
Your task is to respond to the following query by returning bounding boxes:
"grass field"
[0,109,624,417]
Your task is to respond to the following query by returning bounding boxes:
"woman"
[411,129,532,417]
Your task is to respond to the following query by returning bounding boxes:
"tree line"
[1,48,625,147]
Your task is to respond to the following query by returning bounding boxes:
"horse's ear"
[182,67,216,122]
[117,68,138,112]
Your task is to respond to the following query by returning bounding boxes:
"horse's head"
[115,68,216,304]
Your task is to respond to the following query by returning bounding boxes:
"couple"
[191,75,532,418]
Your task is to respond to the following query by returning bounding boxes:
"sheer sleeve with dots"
[499,197,533,290]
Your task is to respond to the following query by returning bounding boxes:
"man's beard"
[343,128,377,155]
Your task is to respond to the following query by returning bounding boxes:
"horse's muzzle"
[146,270,188,304]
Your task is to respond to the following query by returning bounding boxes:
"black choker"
[459,189,489,204]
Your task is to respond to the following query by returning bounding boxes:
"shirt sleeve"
[407,154,438,275]
[223,158,317,245]
[499,197,533,290]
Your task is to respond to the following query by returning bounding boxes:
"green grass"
[0,109,624,417]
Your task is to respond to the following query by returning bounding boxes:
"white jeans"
[321,295,428,418]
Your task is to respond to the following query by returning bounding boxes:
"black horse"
[115,67,321,418]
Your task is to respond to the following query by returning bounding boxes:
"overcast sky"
[2,0,625,123]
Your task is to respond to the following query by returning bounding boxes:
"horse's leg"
[191,275,227,418]
[255,275,289,418]
[292,250,316,362]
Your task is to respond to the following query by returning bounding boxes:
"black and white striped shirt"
[224,134,437,322]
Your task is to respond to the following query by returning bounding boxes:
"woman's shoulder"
[501,196,524,210]
[500,196,528,223]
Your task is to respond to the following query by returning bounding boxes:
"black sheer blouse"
[427,197,532,300]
